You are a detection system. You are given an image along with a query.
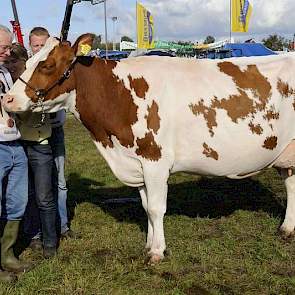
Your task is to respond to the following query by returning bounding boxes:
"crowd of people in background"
[0,24,78,282]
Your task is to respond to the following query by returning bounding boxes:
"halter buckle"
[35,89,46,98]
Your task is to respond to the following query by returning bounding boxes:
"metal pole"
[10,0,24,45]
[60,0,74,41]
[104,0,108,58]
[229,0,232,43]
[10,0,19,23]
[136,1,138,53]
[112,16,117,50]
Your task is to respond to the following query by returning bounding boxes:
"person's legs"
[54,155,69,234]
[26,144,57,257]
[50,127,76,237]
[3,143,28,220]
[0,143,28,277]
[0,144,16,281]
[0,144,12,216]
[22,147,42,250]
[4,144,28,219]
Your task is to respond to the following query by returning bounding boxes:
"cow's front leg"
[143,167,169,265]
[280,169,295,239]
[138,186,153,250]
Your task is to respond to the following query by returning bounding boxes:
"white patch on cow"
[26,37,59,69]
[30,89,77,115]
[67,90,81,121]
[131,99,149,139]
[92,138,144,187]
[5,37,60,113]
[273,140,295,168]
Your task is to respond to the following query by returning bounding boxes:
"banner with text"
[231,0,252,32]
[137,2,155,49]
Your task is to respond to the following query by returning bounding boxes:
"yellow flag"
[136,2,155,49]
[231,0,253,32]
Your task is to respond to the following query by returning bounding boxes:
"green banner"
[154,40,194,50]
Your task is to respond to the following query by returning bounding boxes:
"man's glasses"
[0,45,12,52]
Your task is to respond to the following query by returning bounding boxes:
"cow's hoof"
[147,254,163,265]
[279,227,295,241]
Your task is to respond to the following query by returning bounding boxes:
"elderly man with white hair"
[0,24,30,282]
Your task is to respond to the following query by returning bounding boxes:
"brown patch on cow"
[202,143,218,160]
[211,91,256,123]
[136,131,162,161]
[128,75,149,99]
[190,100,217,136]
[277,79,295,111]
[263,109,279,121]
[248,121,263,135]
[190,62,273,137]
[218,62,271,111]
[75,59,138,148]
[277,79,294,98]
[145,101,160,134]
[263,136,278,150]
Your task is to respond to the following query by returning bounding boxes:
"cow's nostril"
[6,95,14,104]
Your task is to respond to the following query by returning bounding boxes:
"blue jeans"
[22,142,57,248]
[0,141,28,220]
[50,126,69,234]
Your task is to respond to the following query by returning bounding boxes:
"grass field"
[1,115,295,294]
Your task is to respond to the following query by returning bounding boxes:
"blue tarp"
[223,43,276,57]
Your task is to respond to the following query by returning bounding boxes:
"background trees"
[262,34,290,51]
[204,35,215,44]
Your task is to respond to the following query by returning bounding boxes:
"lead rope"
[30,94,46,128]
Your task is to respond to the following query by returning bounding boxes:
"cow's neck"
[72,58,138,149]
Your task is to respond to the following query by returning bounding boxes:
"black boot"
[1,221,31,273]
[40,211,57,259]
[43,246,56,259]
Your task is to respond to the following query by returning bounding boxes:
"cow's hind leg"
[280,169,295,239]
[138,186,153,250]
[143,165,169,264]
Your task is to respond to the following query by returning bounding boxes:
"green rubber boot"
[1,221,31,273]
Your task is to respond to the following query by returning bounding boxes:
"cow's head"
[3,33,94,113]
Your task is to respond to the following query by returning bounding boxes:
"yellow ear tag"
[79,44,92,56]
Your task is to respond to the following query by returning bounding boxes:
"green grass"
[1,115,295,294]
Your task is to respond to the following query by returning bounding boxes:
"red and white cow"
[4,34,295,263]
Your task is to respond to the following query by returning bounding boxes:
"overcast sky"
[1,0,295,46]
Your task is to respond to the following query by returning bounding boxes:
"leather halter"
[18,57,77,127]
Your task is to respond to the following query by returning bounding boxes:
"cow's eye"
[42,63,55,70]
[39,60,56,74]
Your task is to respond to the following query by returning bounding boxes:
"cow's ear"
[72,33,95,56]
